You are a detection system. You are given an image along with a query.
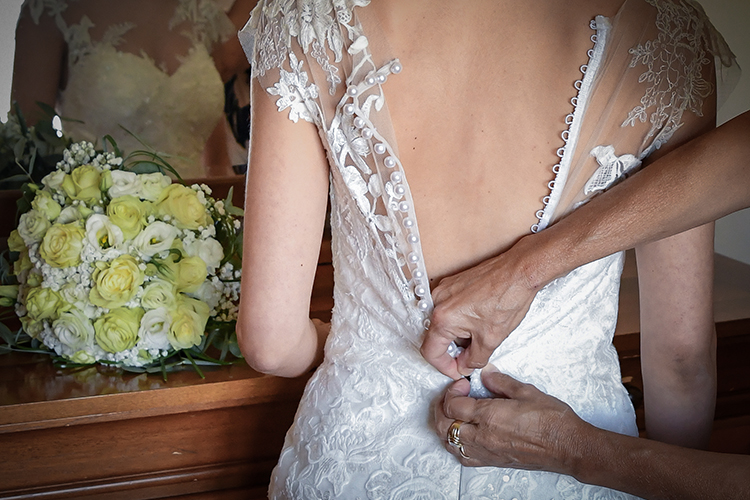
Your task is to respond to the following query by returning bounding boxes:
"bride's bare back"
[364,0,623,282]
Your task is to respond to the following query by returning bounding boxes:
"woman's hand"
[422,237,543,379]
[433,365,587,474]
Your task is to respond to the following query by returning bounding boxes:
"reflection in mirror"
[9,0,257,183]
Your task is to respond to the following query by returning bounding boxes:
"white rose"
[188,280,221,311]
[138,173,172,201]
[108,170,142,198]
[53,308,95,354]
[18,210,51,245]
[133,221,177,257]
[85,214,124,250]
[138,307,172,350]
[57,206,83,224]
[42,170,67,192]
[183,237,224,274]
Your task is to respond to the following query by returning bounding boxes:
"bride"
[237,0,737,497]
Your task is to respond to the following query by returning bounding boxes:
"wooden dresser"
[1,178,748,499]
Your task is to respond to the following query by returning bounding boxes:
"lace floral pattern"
[623,0,715,156]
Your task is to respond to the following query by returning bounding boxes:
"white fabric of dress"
[21,0,236,178]
[240,0,738,498]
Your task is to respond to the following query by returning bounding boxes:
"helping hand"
[421,243,539,379]
[433,365,586,474]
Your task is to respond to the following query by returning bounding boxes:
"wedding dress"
[240,0,738,498]
[20,0,236,179]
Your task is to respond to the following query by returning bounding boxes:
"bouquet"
[2,140,243,375]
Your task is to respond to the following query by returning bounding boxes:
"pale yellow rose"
[63,165,102,203]
[18,210,51,245]
[175,256,208,293]
[25,287,69,321]
[141,279,178,310]
[31,190,62,221]
[7,230,25,253]
[168,296,208,350]
[89,255,145,309]
[94,306,144,353]
[70,350,97,364]
[107,195,147,240]
[156,184,211,230]
[20,315,44,339]
[99,170,113,193]
[39,222,85,268]
[13,248,32,276]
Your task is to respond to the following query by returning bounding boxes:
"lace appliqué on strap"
[249,0,370,94]
[623,0,715,156]
[267,52,320,123]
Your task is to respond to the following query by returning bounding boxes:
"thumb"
[480,365,529,399]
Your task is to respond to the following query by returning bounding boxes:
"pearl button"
[391,61,402,74]
[365,76,376,86]
[407,233,419,244]
[347,86,358,97]
[403,217,414,228]
[423,319,431,329]
[413,270,424,279]
[374,143,386,155]
[376,73,387,84]
[408,252,420,263]
[394,185,406,196]
[398,201,410,212]
[362,128,373,139]
[353,117,365,129]
[415,285,426,296]
[390,172,402,183]
[344,104,355,115]
[384,156,396,168]
[418,299,429,311]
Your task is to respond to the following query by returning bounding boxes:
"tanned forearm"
[514,111,750,289]
[573,422,750,500]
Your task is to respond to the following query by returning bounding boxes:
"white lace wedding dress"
[240,0,738,498]
[21,0,236,178]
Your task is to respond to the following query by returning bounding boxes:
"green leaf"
[0,321,15,345]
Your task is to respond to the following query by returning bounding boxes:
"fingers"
[421,322,465,380]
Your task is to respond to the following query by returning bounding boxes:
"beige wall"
[1,0,748,262]
[701,0,750,265]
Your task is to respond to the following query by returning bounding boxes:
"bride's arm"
[636,224,716,448]
[236,79,331,378]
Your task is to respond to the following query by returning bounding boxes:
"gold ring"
[447,420,470,459]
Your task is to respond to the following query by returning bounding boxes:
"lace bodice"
[21,0,236,178]
[240,0,737,498]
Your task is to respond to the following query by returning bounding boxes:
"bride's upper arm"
[237,76,330,373]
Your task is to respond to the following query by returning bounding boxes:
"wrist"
[510,229,573,292]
